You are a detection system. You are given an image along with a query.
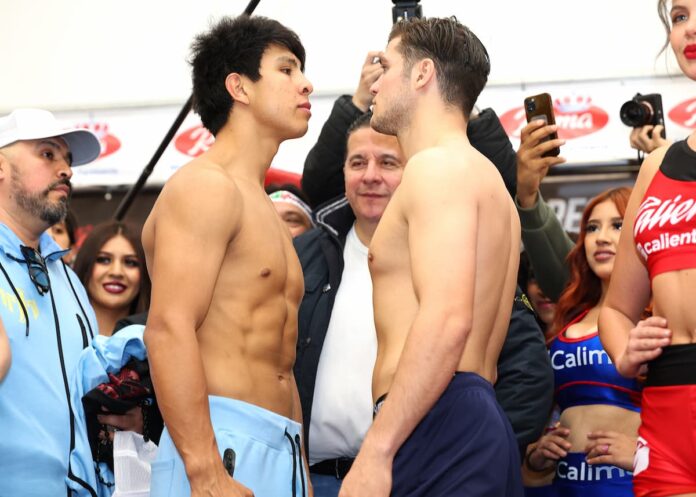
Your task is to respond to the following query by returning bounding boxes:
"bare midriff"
[652,269,696,344]
[560,405,640,452]
[144,174,304,420]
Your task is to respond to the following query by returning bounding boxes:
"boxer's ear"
[225,73,249,105]
[413,58,435,90]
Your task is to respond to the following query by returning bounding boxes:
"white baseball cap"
[0,109,101,166]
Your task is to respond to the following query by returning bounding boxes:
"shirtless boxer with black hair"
[144,15,313,497]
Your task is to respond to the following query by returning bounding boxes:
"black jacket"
[292,197,554,459]
[301,95,518,208]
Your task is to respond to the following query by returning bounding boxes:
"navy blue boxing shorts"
[377,372,523,497]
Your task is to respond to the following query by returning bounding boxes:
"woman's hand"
[585,431,636,471]
[629,125,671,154]
[616,316,671,378]
[525,425,571,472]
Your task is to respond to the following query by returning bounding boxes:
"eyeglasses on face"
[19,245,50,296]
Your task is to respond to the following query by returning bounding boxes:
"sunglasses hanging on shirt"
[9,246,51,296]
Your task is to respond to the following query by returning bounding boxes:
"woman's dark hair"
[73,221,151,315]
[63,209,78,246]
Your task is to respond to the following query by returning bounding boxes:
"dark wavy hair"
[389,17,490,116]
[551,187,632,335]
[73,221,150,316]
[190,15,306,136]
[63,209,78,246]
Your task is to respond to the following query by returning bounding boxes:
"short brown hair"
[389,17,490,116]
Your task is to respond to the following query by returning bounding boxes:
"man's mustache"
[45,178,73,197]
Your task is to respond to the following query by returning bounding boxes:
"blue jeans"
[311,472,342,497]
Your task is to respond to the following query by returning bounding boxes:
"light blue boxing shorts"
[150,395,307,497]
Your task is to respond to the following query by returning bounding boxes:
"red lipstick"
[685,44,696,59]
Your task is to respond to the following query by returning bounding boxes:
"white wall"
[0,0,678,112]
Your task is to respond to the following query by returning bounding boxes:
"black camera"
[620,93,666,138]
[392,0,422,24]
[525,100,536,113]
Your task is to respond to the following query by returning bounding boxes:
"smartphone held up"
[524,93,561,158]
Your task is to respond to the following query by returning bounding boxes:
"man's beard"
[11,169,71,226]
[370,90,412,137]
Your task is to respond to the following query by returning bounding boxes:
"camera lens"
[620,100,652,127]
[526,100,536,113]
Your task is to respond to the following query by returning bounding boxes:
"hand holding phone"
[517,97,567,208]
[524,93,561,157]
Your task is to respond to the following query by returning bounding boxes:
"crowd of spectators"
[2,2,695,496]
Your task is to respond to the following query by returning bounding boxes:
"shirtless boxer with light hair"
[143,15,313,497]
[339,17,523,497]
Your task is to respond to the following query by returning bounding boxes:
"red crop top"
[634,140,696,279]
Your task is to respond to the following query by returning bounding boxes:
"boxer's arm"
[144,168,242,486]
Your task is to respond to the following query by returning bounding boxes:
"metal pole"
[113,96,192,220]
[113,0,263,220]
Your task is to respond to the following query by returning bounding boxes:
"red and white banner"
[55,75,695,189]
[62,101,332,188]
[478,75,696,164]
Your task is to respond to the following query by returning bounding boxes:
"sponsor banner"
[668,97,696,127]
[53,75,694,189]
[60,98,334,188]
[75,122,121,159]
[500,96,610,141]
[175,124,215,158]
[479,75,696,164]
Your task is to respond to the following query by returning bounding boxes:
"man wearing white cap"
[0,108,128,497]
